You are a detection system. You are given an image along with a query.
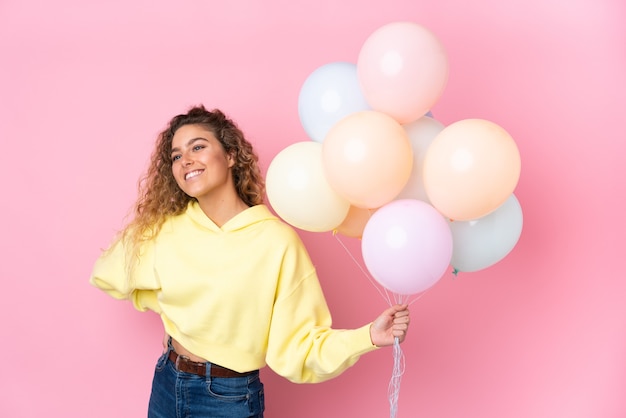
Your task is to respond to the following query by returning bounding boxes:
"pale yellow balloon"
[423,119,521,221]
[322,110,413,208]
[266,141,350,232]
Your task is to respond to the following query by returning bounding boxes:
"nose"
[181,153,193,167]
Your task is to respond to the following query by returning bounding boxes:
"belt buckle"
[175,354,190,371]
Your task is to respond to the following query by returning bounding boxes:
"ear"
[227,151,236,168]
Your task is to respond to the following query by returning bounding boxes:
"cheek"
[171,166,184,187]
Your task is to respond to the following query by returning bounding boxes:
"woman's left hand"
[369,304,410,347]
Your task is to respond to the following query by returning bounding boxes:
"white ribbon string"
[389,336,405,418]
[334,233,430,418]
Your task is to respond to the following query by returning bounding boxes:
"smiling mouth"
[185,170,204,180]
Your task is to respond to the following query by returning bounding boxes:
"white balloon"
[298,62,371,143]
[394,116,445,203]
[449,194,523,273]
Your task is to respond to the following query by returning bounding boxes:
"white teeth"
[185,170,202,180]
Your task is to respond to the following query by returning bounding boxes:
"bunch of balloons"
[266,21,523,297]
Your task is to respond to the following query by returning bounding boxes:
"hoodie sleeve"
[89,238,162,313]
[265,238,378,383]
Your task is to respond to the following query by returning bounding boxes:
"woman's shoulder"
[238,205,307,248]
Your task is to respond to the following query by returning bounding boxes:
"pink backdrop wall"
[1,0,624,417]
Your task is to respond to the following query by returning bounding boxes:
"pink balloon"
[357,22,449,124]
[361,199,453,295]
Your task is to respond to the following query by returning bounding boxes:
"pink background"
[1,0,625,417]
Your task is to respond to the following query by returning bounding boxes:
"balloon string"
[407,288,431,306]
[333,233,393,306]
[333,233,429,418]
[389,336,405,418]
[333,233,431,307]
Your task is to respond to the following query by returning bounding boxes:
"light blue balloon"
[449,194,523,273]
[298,62,371,143]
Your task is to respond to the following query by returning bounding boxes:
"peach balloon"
[423,119,521,221]
[266,141,350,232]
[357,22,449,124]
[334,205,377,238]
[322,110,413,209]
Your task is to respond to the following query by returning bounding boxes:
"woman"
[90,105,410,418]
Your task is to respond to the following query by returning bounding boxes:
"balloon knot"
[452,267,459,277]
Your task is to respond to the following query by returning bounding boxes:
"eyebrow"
[171,137,210,154]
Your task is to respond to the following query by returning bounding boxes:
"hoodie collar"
[186,200,277,232]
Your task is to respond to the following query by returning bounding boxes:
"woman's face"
[170,124,235,200]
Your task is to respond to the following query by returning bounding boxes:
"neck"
[196,193,250,227]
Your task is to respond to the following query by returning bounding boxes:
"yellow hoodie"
[90,201,377,383]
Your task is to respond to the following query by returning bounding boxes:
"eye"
[171,154,181,162]
[192,144,205,152]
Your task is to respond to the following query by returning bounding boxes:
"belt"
[167,350,256,378]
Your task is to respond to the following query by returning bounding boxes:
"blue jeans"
[148,342,264,418]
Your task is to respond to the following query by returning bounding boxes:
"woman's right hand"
[369,304,410,347]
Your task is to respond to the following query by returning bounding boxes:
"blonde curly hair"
[118,105,265,279]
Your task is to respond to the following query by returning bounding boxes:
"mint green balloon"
[449,194,523,273]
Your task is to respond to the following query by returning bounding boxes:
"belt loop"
[205,362,212,379]
[167,336,176,358]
